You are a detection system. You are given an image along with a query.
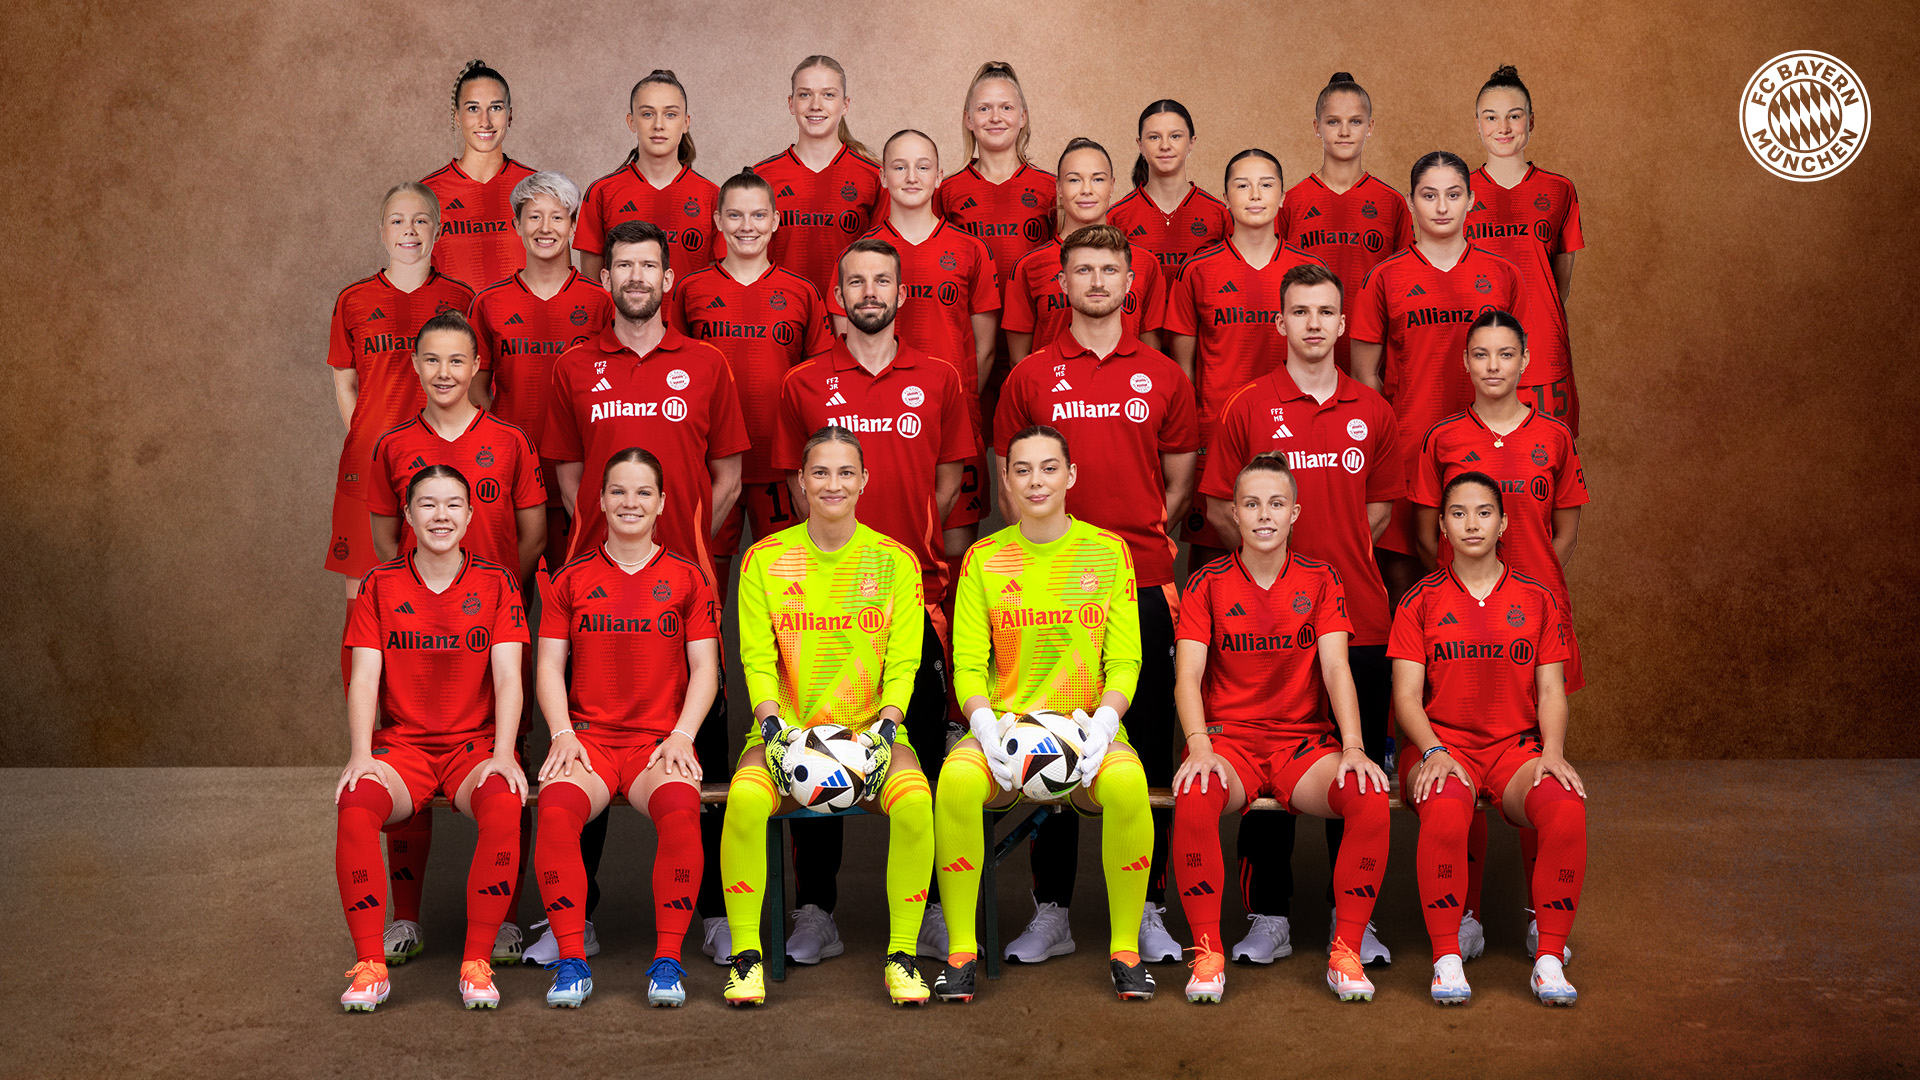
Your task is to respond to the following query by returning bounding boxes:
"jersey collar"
[829,336,921,374]
[1055,326,1142,366]
[405,549,471,592]
[591,321,687,361]
[1443,561,1510,599]
[1230,548,1295,587]
[1408,243,1481,273]
[1266,363,1361,405]
[625,161,692,189]
[447,156,519,184]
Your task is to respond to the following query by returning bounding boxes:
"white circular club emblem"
[901,385,925,407]
[1129,372,1153,393]
[1347,417,1368,441]
[1740,51,1870,182]
[666,368,691,390]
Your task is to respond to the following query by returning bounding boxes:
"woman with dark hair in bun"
[422,61,538,290]
[575,70,721,283]
[1109,99,1229,301]
[1467,66,1587,435]
[1278,73,1413,374]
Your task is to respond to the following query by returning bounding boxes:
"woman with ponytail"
[753,56,888,303]
[575,70,720,284]
[422,60,537,289]
[1109,99,1229,301]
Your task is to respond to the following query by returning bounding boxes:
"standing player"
[832,130,1000,556]
[575,70,720,285]
[533,448,721,1009]
[1003,139,1166,360]
[1468,66,1585,433]
[993,223,1198,965]
[366,310,544,970]
[470,170,614,572]
[1393,471,1586,1006]
[1278,73,1414,374]
[1109,100,1230,299]
[669,168,833,584]
[720,427,937,1006]
[938,61,1056,436]
[1413,311,1588,958]
[1199,263,1403,966]
[754,56,887,303]
[1350,151,1526,604]
[326,182,475,592]
[422,61,537,292]
[932,425,1157,1003]
[1165,149,1325,562]
[769,237,974,965]
[1172,453,1391,1004]
[333,465,528,1011]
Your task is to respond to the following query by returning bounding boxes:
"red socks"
[1414,776,1475,961]
[1519,826,1541,910]
[648,783,704,961]
[1464,809,1487,917]
[462,775,522,961]
[1524,782,1586,961]
[385,813,432,923]
[336,782,394,963]
[535,782,594,960]
[1325,776,1389,950]
[1171,778,1229,951]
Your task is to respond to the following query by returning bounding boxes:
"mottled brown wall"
[3,0,1916,765]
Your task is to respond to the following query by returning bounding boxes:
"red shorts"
[1192,727,1341,814]
[1521,374,1578,439]
[942,455,987,529]
[371,731,499,817]
[564,729,667,799]
[713,480,803,559]
[1376,497,1419,558]
[1396,730,1544,822]
[325,488,377,578]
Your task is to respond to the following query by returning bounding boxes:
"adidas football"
[783,725,870,811]
[1004,711,1086,800]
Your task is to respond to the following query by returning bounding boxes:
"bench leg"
[766,821,786,982]
[982,810,999,981]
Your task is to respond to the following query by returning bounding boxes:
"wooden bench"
[425,781,1464,981]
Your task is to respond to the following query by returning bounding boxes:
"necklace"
[605,542,655,568]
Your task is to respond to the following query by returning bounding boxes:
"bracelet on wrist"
[666,729,695,743]
[1341,745,1366,753]
[1421,745,1451,763]
[1185,731,1208,742]
[550,728,577,739]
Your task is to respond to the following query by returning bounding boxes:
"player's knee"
[724,766,778,833]
[538,781,593,833]
[935,747,993,809]
[1094,752,1149,811]
[1523,779,1586,833]
[1337,784,1391,831]
[336,783,391,833]
[881,770,934,834]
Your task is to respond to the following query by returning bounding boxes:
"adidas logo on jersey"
[1472,200,1488,212]
[778,185,796,198]
[1271,424,1295,438]
[446,198,466,210]
[824,391,848,406]
[1001,579,1023,596]
[1463,450,1481,462]
[620,200,639,213]
[393,601,415,614]
[1218,281,1239,293]
[959,196,978,210]
[505,312,524,325]
[590,378,612,392]
[1051,378,1073,392]
[408,455,428,469]
[706,296,727,309]
[1127,225,1147,237]
[587,586,608,599]
[1303,205,1323,219]
[1439,612,1459,626]
[1226,602,1247,617]
[785,582,806,596]
[1406,284,1427,297]
[369,308,387,320]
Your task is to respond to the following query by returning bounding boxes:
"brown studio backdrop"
[2,0,1916,766]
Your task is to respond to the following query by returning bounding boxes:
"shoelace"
[1187,937,1224,979]
[549,957,591,986]
[1027,903,1068,934]
[1143,905,1169,932]
[1246,913,1286,935]
[1329,939,1366,979]
[344,960,387,988]
[460,960,495,989]
[647,957,683,987]
[792,907,835,936]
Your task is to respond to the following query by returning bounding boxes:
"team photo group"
[326,51,1591,1016]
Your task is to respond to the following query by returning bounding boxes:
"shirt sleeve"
[936,372,974,465]
[970,243,1002,314]
[990,366,1036,457]
[1365,405,1408,502]
[1534,590,1572,666]
[574,182,608,256]
[1001,254,1038,334]
[1556,181,1584,255]
[1136,257,1168,333]
[1161,258,1201,338]
[876,544,925,718]
[493,570,531,646]
[511,426,547,509]
[1315,568,1354,638]
[736,545,781,712]
[771,371,808,472]
[537,569,572,641]
[343,574,383,649]
[1196,392,1247,500]
[470,293,497,371]
[802,283,833,357]
[684,565,721,643]
[1349,263,1390,345]
[1391,199,1415,253]
[1556,431,1591,509]
[950,544,991,707]
[1173,569,1212,644]
[327,290,356,370]
[1410,425,1444,508]
[1385,589,1425,664]
[664,278,690,336]
[365,439,400,517]
[541,362,585,463]
[1158,367,1201,453]
[1099,542,1143,704]
[703,353,753,459]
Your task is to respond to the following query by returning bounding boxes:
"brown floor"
[2,762,1914,1079]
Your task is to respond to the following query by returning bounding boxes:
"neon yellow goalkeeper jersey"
[952,516,1141,715]
[738,521,923,739]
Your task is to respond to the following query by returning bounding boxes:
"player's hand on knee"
[539,730,591,782]
[1412,747,1469,803]
[649,729,701,780]
[1533,753,1585,798]
[1336,747,1389,795]
[477,752,528,801]
[335,754,383,802]
[1173,745,1227,794]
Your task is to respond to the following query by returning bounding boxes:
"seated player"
[1392,471,1587,1006]
[1171,453,1391,1004]
[366,310,546,967]
[532,447,721,1008]
[933,425,1157,1003]
[1412,310,1588,961]
[333,465,529,1012]
[720,426,936,1007]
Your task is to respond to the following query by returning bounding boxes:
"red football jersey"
[1465,166,1584,388]
[936,162,1058,285]
[668,264,831,484]
[422,157,537,291]
[1277,173,1415,373]
[344,552,530,747]
[539,545,720,744]
[327,270,477,502]
[575,162,720,267]
[1387,565,1570,753]
[1162,239,1326,442]
[1349,244,1528,474]
[541,325,752,577]
[367,411,546,570]
[1178,551,1353,736]
[1107,184,1231,295]
[1198,366,1405,645]
[826,219,1001,394]
[1003,239,1167,355]
[773,340,974,599]
[993,332,1200,587]
[755,145,888,302]
[469,269,614,457]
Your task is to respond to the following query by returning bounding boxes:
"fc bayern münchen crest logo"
[1741,51,1870,182]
